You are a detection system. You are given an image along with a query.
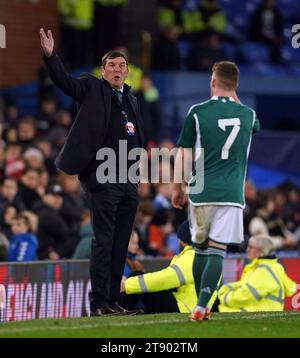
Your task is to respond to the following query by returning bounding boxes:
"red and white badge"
[125,121,136,136]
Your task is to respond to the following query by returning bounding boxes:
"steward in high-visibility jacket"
[157,0,227,39]
[218,257,297,312]
[58,0,94,30]
[124,245,196,313]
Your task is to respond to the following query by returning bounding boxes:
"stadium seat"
[253,63,288,76]
[244,0,260,14]
[240,42,270,63]
[3,82,38,116]
[237,64,258,75]
[289,65,300,76]
[277,0,300,20]
[221,42,237,61]
[178,40,191,70]
[281,45,300,65]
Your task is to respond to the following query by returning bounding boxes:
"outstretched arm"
[39,28,88,101]
[172,147,189,209]
[124,248,195,294]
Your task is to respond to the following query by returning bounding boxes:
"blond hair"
[212,61,240,90]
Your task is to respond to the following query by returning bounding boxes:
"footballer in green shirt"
[172,61,260,321]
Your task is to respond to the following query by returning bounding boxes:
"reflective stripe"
[258,264,284,303]
[170,265,186,285]
[207,248,226,258]
[224,284,234,291]
[266,294,284,304]
[176,298,191,313]
[138,275,147,293]
[246,283,262,300]
[223,291,231,306]
[96,0,127,6]
[222,283,234,305]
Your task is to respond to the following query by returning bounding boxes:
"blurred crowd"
[0,85,300,262]
[55,0,300,72]
[243,180,300,251]
[153,0,289,71]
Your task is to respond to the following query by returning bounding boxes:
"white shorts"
[189,205,244,245]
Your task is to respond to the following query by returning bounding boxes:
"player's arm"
[252,110,260,134]
[172,108,197,209]
[172,147,192,209]
[40,28,88,102]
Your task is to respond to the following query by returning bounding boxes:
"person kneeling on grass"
[218,235,297,312]
[119,220,217,314]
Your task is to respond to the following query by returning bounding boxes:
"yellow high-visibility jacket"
[95,0,127,6]
[58,0,94,30]
[218,258,297,312]
[125,245,197,313]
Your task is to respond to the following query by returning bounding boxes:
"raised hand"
[40,28,54,57]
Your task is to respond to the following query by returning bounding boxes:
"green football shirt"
[177,96,260,208]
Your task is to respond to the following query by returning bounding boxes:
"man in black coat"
[40,28,144,316]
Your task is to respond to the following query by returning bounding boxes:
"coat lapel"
[101,80,144,147]
[128,94,138,120]
[100,79,112,127]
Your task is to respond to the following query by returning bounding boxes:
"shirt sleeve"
[252,111,260,134]
[176,108,197,148]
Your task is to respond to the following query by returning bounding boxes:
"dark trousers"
[118,290,179,314]
[82,182,139,310]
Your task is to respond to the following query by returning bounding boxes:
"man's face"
[22,170,39,189]
[19,123,35,140]
[102,56,128,89]
[2,179,18,199]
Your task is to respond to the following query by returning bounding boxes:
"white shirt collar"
[211,96,235,101]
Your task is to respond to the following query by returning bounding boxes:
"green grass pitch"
[0,312,300,338]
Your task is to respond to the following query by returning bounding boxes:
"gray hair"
[250,235,275,257]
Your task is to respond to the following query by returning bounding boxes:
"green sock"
[198,247,225,308]
[193,250,208,297]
